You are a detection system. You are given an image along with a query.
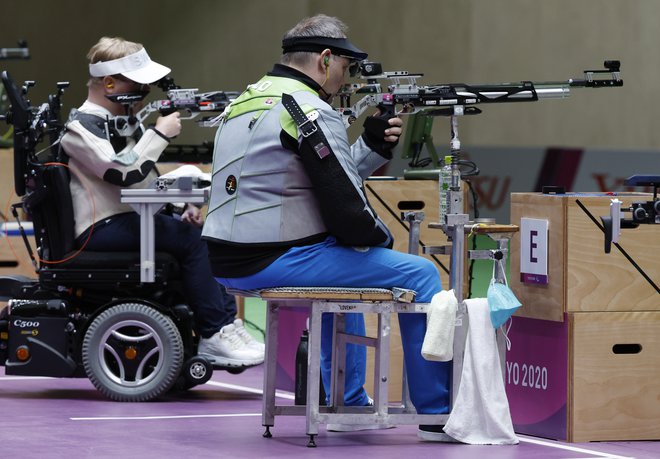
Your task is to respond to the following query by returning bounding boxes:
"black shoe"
[418,425,458,442]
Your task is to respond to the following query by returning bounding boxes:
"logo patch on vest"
[225,175,237,194]
[314,142,331,159]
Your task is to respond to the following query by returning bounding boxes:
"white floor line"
[0,375,296,401]
[68,380,294,422]
[71,413,261,421]
[0,376,53,381]
[518,435,634,459]
[204,380,295,400]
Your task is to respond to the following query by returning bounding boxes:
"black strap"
[281,93,332,159]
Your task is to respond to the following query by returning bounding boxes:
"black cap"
[282,36,368,61]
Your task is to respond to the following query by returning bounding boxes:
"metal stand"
[424,108,519,383]
[120,179,209,283]
[400,211,424,413]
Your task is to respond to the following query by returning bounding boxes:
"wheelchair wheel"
[184,356,213,385]
[173,355,214,392]
[82,302,184,402]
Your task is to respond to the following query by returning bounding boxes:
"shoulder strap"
[281,93,331,160]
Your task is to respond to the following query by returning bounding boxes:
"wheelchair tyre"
[183,356,214,387]
[82,302,184,402]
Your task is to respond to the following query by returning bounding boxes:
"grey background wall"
[0,0,653,155]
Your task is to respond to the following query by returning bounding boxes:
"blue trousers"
[80,212,236,338]
[217,236,450,414]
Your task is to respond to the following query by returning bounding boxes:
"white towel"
[444,298,518,445]
[159,164,211,182]
[421,290,457,362]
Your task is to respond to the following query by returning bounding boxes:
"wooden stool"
[237,286,460,447]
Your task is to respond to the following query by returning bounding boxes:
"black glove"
[361,115,398,158]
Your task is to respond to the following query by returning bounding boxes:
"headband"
[282,36,368,61]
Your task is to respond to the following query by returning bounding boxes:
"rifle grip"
[159,107,176,117]
[376,103,396,119]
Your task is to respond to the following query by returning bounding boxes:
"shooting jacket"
[60,101,169,238]
[202,64,393,277]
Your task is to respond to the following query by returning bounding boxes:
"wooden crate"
[507,311,660,442]
[510,192,659,321]
[506,192,660,442]
[571,311,660,442]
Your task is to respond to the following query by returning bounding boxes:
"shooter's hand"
[380,113,403,144]
[155,111,182,139]
[362,111,403,155]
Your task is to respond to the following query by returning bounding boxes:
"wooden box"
[507,311,660,442]
[506,192,660,442]
[510,192,658,321]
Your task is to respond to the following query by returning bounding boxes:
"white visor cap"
[88,48,170,84]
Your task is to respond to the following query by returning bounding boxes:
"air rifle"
[108,77,239,137]
[336,60,622,128]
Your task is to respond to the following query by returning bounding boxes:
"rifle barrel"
[454,85,570,102]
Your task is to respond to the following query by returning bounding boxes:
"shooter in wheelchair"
[0,37,263,402]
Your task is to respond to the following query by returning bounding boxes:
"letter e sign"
[520,218,548,285]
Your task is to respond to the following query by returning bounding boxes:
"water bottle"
[294,329,326,406]
[294,329,309,405]
[439,155,452,224]
[450,158,463,215]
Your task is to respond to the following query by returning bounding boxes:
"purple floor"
[0,366,656,459]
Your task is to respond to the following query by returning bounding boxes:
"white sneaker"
[198,324,264,367]
[233,318,266,353]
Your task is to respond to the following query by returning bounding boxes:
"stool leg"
[306,302,323,442]
[374,310,390,417]
[262,301,279,437]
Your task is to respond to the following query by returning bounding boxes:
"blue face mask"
[487,266,522,329]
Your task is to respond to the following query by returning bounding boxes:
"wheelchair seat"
[26,164,180,286]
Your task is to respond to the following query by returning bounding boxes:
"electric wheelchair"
[0,70,231,401]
